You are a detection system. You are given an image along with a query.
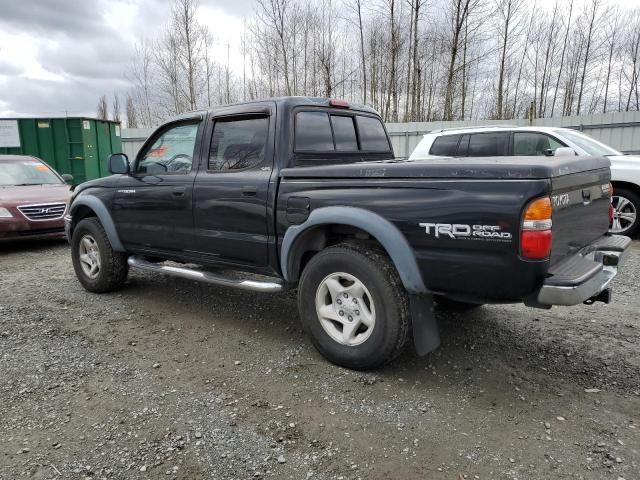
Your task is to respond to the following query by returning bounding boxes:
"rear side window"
[468,133,510,157]
[357,116,390,152]
[209,116,269,171]
[295,112,333,151]
[429,135,461,156]
[331,115,358,151]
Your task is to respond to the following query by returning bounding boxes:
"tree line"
[102,0,640,127]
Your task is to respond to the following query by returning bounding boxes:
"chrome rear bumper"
[535,234,631,306]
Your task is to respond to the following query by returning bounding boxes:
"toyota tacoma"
[65,97,630,369]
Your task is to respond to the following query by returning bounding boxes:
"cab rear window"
[294,112,334,151]
[294,111,390,153]
[356,116,390,151]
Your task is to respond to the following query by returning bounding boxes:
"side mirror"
[109,153,130,175]
[544,149,554,157]
[61,173,74,184]
[554,147,577,157]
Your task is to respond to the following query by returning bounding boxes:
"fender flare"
[70,194,125,252]
[280,206,427,294]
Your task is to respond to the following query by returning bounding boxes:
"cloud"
[0,75,131,117]
[202,0,255,17]
[0,0,251,117]
[0,59,23,77]
[37,37,134,81]
[0,0,112,36]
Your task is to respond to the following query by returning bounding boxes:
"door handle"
[242,187,258,197]
[172,187,186,197]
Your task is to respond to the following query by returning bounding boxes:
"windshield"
[0,160,63,186]
[559,129,623,156]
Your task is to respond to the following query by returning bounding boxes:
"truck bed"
[279,155,611,302]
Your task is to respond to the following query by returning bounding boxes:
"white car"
[409,126,640,236]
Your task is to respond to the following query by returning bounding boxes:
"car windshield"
[0,159,63,186]
[559,129,623,157]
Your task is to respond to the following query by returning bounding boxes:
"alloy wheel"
[315,272,376,346]
[611,195,637,234]
[78,234,101,279]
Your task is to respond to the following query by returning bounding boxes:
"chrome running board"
[127,255,284,293]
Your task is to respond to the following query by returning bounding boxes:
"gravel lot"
[1,240,639,480]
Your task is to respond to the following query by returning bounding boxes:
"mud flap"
[409,294,440,355]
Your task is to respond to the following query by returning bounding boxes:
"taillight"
[521,197,553,260]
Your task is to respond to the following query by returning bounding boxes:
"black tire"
[434,296,483,312]
[297,242,410,370]
[71,217,129,293]
[611,187,640,237]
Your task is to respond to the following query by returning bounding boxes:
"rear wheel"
[71,217,129,293]
[611,187,640,236]
[297,243,410,370]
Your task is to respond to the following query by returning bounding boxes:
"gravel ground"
[1,240,639,480]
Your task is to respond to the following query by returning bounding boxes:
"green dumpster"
[0,117,122,184]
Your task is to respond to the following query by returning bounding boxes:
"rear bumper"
[534,235,631,306]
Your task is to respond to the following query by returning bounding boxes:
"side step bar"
[127,256,284,293]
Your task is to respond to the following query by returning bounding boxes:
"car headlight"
[0,207,13,218]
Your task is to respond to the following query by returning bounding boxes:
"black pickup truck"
[65,97,630,369]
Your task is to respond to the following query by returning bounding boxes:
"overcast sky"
[0,0,630,119]
[0,0,251,118]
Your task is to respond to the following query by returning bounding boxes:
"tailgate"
[550,168,611,264]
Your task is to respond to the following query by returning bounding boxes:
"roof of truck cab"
[171,97,379,121]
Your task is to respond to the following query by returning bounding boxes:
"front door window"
[137,123,199,174]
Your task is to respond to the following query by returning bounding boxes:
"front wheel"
[611,187,640,237]
[71,217,129,293]
[297,243,410,370]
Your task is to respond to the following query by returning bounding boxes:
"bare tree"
[128,41,156,127]
[173,0,205,110]
[550,0,573,117]
[576,0,602,114]
[124,0,640,126]
[203,28,215,107]
[602,8,619,113]
[443,0,473,121]
[256,0,293,95]
[494,0,523,119]
[409,0,426,121]
[96,95,108,121]
[624,15,640,111]
[112,93,121,124]
[126,94,137,128]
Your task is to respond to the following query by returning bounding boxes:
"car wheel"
[434,296,483,311]
[298,242,410,370]
[611,187,640,236]
[71,217,129,293]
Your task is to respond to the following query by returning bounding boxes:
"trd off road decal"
[419,223,512,242]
